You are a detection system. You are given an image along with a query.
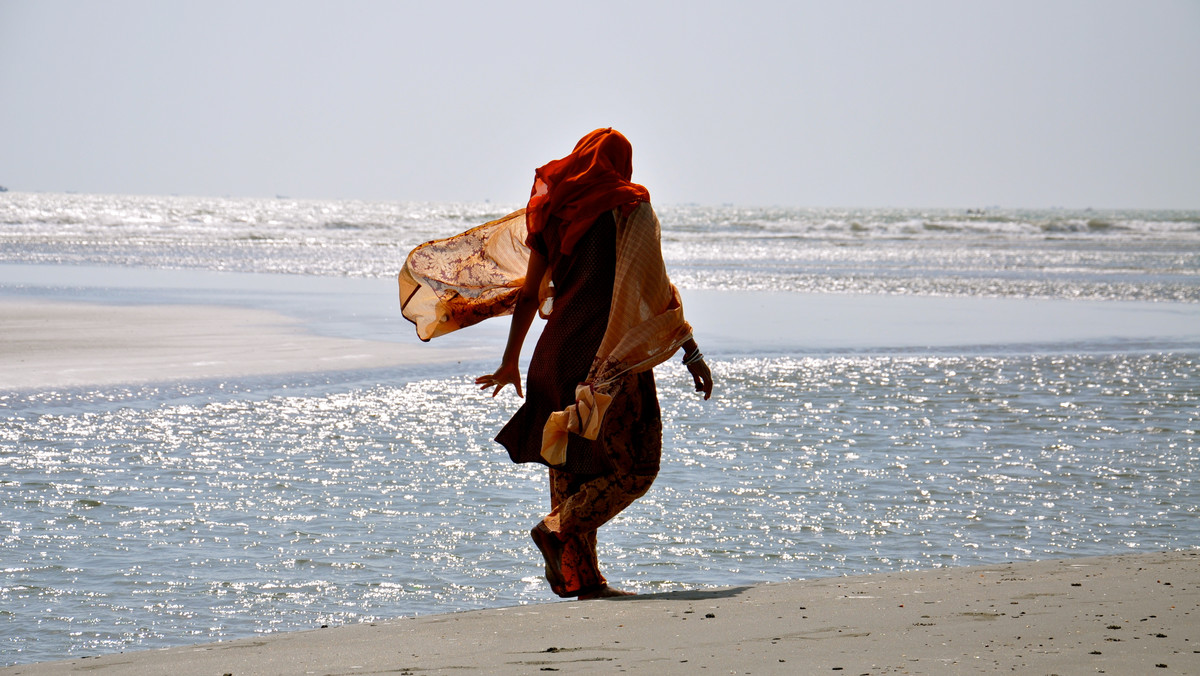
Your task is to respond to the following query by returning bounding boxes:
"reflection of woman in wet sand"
[476,128,713,599]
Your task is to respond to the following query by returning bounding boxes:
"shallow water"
[1,193,1198,664]
[3,354,1197,663]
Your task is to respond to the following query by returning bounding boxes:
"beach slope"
[4,550,1195,675]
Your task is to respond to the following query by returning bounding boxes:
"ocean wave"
[2,193,1197,302]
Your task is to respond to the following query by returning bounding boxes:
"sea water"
[1,193,1198,664]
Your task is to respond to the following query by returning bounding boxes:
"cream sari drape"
[538,203,692,465]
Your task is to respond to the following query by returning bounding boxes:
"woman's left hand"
[687,359,713,400]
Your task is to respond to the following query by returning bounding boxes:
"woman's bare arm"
[475,249,548,398]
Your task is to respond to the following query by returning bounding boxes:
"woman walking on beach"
[475,128,714,599]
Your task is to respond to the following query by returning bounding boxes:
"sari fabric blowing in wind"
[398,209,530,342]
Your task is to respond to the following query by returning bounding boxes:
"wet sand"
[3,550,1196,674]
[0,299,464,390]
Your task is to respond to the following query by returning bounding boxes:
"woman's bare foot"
[530,522,566,593]
[578,585,636,599]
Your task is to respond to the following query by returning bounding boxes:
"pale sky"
[1,1,1197,209]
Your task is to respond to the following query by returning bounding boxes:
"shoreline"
[3,550,1196,674]
[3,263,1198,392]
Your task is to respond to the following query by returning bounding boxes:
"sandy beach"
[3,550,1195,674]
[0,298,466,390]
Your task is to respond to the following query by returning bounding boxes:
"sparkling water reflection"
[2,353,1197,663]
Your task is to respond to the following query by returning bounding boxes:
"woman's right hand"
[687,359,714,400]
[476,361,523,398]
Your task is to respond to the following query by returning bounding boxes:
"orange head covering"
[525,128,651,255]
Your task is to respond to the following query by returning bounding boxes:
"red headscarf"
[525,128,651,255]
